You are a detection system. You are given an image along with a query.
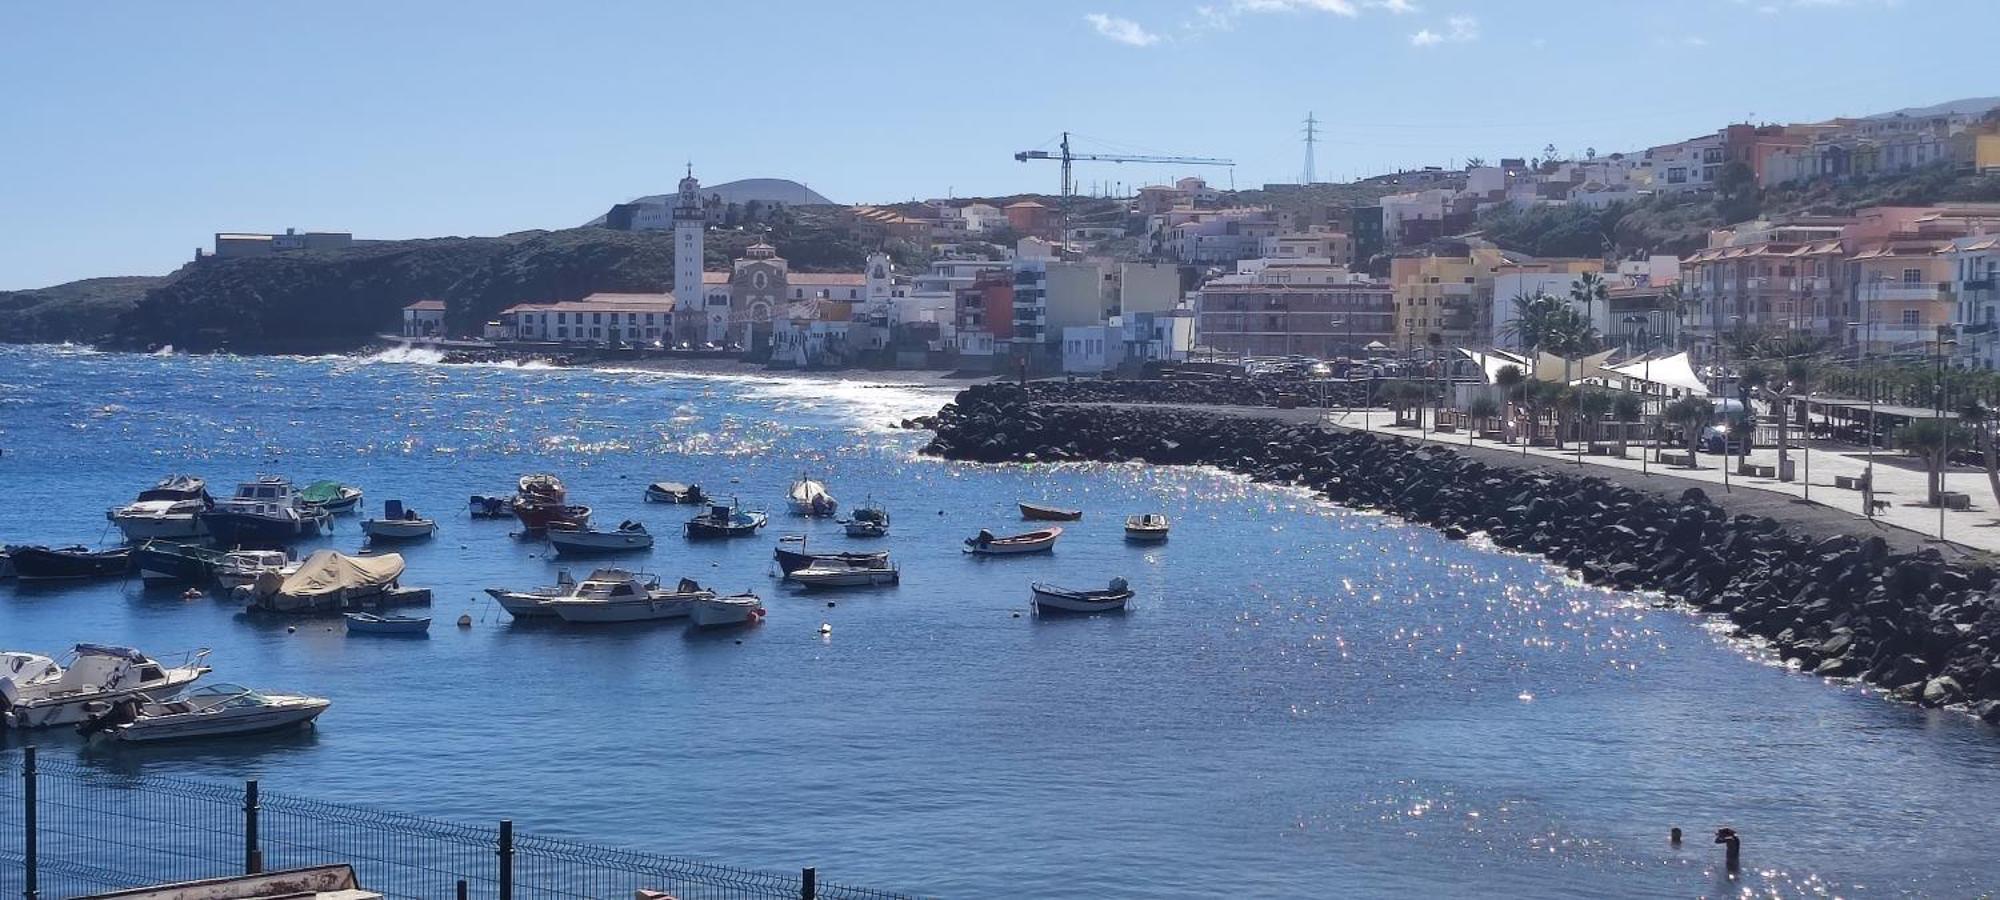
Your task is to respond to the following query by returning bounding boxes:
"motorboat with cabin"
[787,473,838,517]
[0,644,212,729]
[1124,514,1171,542]
[7,545,132,581]
[548,520,653,556]
[79,682,330,743]
[841,498,890,537]
[134,540,231,584]
[199,476,330,549]
[690,592,766,627]
[685,501,767,539]
[215,549,297,589]
[298,481,364,515]
[360,500,436,542]
[964,527,1063,556]
[544,573,714,624]
[485,568,648,619]
[1032,578,1133,614]
[468,494,512,519]
[644,482,706,504]
[105,475,213,541]
[1019,502,1082,522]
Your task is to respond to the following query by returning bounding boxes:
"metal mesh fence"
[0,749,916,900]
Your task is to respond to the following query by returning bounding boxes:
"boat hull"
[773,548,889,574]
[133,542,226,584]
[645,483,705,504]
[114,698,329,743]
[548,530,654,556]
[547,596,696,623]
[1032,588,1132,614]
[788,569,899,588]
[1124,529,1170,542]
[844,522,888,538]
[343,614,430,635]
[107,512,207,542]
[6,668,208,728]
[201,511,318,549]
[513,503,591,531]
[964,529,1062,556]
[485,588,561,618]
[690,596,764,627]
[1019,503,1082,522]
[9,547,132,581]
[361,520,436,541]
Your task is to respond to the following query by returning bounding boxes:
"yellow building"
[1977,132,2000,173]
[1387,245,1522,350]
[1850,240,1954,354]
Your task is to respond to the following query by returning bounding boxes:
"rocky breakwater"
[922,384,2000,723]
[1023,376,1369,408]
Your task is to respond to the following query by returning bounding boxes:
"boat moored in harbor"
[841,498,889,537]
[773,544,890,574]
[787,473,838,517]
[548,521,653,556]
[343,613,431,635]
[544,573,712,624]
[964,527,1062,556]
[787,558,899,588]
[360,500,436,542]
[511,474,589,531]
[1031,578,1133,614]
[1019,502,1082,522]
[240,550,425,614]
[1124,513,1170,541]
[1,644,212,729]
[200,477,329,549]
[645,482,706,504]
[298,481,364,515]
[690,592,765,627]
[685,502,767,539]
[215,550,297,590]
[105,475,212,542]
[134,540,230,584]
[8,545,133,581]
[82,682,330,743]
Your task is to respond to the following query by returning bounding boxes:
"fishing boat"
[485,568,640,619]
[685,502,768,539]
[548,520,653,556]
[773,545,890,574]
[545,574,712,624]
[215,550,297,590]
[298,481,364,515]
[690,592,766,628]
[81,682,330,743]
[963,527,1062,556]
[1124,513,1171,542]
[241,550,413,613]
[787,473,838,517]
[0,644,212,729]
[1031,578,1133,614]
[1019,502,1083,522]
[360,500,436,542]
[199,477,329,549]
[342,612,431,635]
[468,494,512,519]
[105,475,212,541]
[511,474,589,531]
[8,545,132,581]
[644,482,706,504]
[841,498,890,537]
[133,540,230,584]
[787,559,899,588]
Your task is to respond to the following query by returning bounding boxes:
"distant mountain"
[1863,96,2000,120]
[585,178,835,227]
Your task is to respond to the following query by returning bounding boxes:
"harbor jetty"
[922,382,2000,722]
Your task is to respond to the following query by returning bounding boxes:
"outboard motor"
[76,698,140,738]
[1109,577,1130,593]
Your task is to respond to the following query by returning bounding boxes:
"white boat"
[360,500,436,542]
[963,527,1062,556]
[841,498,890,537]
[86,682,329,743]
[788,559,900,588]
[545,574,713,624]
[0,644,212,729]
[200,476,330,549]
[787,473,838,517]
[690,593,766,627]
[1124,513,1170,541]
[215,550,297,589]
[1031,578,1133,614]
[548,520,654,556]
[105,475,212,542]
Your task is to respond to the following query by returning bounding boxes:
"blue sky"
[0,0,1988,289]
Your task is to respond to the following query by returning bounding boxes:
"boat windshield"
[182,682,265,707]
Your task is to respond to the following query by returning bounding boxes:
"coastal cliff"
[922,383,2000,721]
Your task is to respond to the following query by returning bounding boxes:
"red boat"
[513,501,590,531]
[517,474,565,504]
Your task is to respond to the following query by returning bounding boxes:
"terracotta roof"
[502,292,676,315]
[700,270,865,285]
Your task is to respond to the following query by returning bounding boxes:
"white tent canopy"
[1604,351,1709,397]
[1459,347,1621,386]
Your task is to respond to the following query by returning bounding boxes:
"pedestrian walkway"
[1322,407,2000,557]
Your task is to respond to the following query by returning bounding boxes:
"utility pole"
[1301,112,1320,185]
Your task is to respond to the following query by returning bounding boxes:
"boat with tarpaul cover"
[298,481,364,515]
[787,474,838,517]
[963,527,1063,556]
[240,550,412,613]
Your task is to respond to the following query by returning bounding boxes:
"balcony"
[1787,277,1830,293]
[1866,284,1950,303]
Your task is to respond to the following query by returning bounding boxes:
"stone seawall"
[921,384,2000,722]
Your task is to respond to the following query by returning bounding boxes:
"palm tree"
[1426,331,1446,429]
[1379,379,1426,427]
[1499,291,1559,356]
[1612,392,1644,457]
[1576,388,1615,448]
[1531,380,1569,449]
[1468,395,1501,435]
[1569,272,1610,353]
[1897,418,1969,506]
[1664,397,1716,464]
[1960,400,2000,510]
[1494,364,1526,446]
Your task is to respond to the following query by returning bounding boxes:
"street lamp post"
[1936,323,1960,540]
[1848,316,1879,518]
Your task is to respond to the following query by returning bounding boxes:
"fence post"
[456,880,467,900]
[22,745,37,900]
[497,820,513,900]
[243,779,263,874]
[800,866,816,900]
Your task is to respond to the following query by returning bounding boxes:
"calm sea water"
[2,343,1998,898]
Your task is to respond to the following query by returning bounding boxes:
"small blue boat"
[342,612,431,635]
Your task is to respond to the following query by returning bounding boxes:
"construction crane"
[1014,132,1233,204]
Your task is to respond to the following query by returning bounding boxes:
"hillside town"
[378,100,2000,378]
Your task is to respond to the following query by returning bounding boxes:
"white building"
[672,167,710,341]
[1635,133,1726,192]
[1062,324,1123,374]
[503,293,676,345]
[401,299,446,338]
[1950,235,2000,369]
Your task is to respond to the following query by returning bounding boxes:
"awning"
[1603,351,1710,396]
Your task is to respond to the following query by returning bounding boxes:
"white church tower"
[671,165,707,340]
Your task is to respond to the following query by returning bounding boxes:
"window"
[557,312,567,324]
[557,326,568,338]
[1903,268,1922,285]
[593,313,603,324]
[1902,310,1920,326]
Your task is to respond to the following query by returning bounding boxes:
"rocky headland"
[920,383,2000,722]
